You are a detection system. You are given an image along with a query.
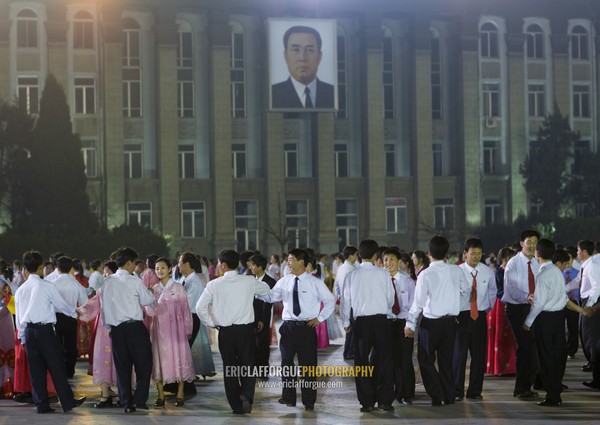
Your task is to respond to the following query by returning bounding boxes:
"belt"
[285,320,308,326]
[114,319,142,327]
[389,318,406,322]
[26,322,54,328]
[217,323,253,330]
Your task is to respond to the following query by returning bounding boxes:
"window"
[178,145,195,179]
[382,28,394,119]
[74,78,95,114]
[530,197,543,216]
[128,202,152,228]
[432,143,443,176]
[573,85,590,118]
[284,143,298,178]
[480,22,499,58]
[336,199,358,252]
[386,198,407,234]
[526,24,544,59]
[528,84,546,118]
[177,23,194,118]
[431,33,442,119]
[181,201,205,238]
[483,140,499,175]
[573,140,590,174]
[286,200,309,250]
[230,24,246,118]
[484,199,503,225]
[434,198,454,231]
[81,140,97,178]
[576,203,590,218]
[385,143,396,177]
[235,200,258,252]
[17,9,38,48]
[482,83,500,117]
[571,25,589,60]
[17,77,39,114]
[334,143,348,177]
[124,144,142,179]
[232,143,246,178]
[73,10,94,49]
[336,34,347,119]
[123,20,142,117]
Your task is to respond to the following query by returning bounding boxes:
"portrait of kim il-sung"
[269,18,337,111]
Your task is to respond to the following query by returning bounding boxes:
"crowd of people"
[0,230,599,414]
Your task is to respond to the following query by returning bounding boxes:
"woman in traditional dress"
[146,258,195,407]
[306,257,330,349]
[0,266,15,399]
[486,247,517,376]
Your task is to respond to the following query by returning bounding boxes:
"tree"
[520,107,578,222]
[0,100,35,232]
[23,74,97,238]
[571,151,600,217]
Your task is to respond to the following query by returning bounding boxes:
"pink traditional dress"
[0,280,15,397]
[146,280,195,384]
[142,270,160,330]
[74,273,93,357]
[77,289,118,386]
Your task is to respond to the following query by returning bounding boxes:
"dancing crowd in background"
[0,230,599,414]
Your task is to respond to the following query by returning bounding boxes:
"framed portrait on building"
[269,18,338,112]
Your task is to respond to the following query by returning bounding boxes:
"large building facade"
[0,0,597,255]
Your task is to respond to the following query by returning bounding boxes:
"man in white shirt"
[88,259,104,293]
[502,229,541,399]
[404,236,470,406]
[44,251,67,283]
[102,247,155,413]
[576,240,600,373]
[196,250,270,414]
[383,247,416,405]
[52,256,88,378]
[179,252,206,347]
[524,239,586,406]
[15,250,85,413]
[334,245,358,360]
[453,238,496,401]
[258,248,335,411]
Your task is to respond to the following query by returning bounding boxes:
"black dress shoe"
[454,396,464,401]
[431,400,445,406]
[94,397,113,408]
[37,407,56,414]
[583,381,600,389]
[13,392,33,404]
[278,397,296,407]
[240,395,251,413]
[136,404,149,410]
[399,397,412,405]
[154,397,165,408]
[537,399,562,406]
[466,394,483,400]
[379,404,394,411]
[360,405,373,412]
[582,363,593,372]
[304,405,314,411]
[73,396,86,407]
[517,390,538,399]
[124,406,136,413]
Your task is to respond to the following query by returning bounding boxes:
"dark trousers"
[453,310,487,398]
[389,318,415,400]
[54,313,78,378]
[580,300,600,364]
[255,323,271,372]
[111,321,152,408]
[354,314,394,408]
[534,310,566,403]
[417,316,457,404]
[189,313,200,347]
[218,323,256,412]
[25,323,75,412]
[565,307,579,356]
[279,321,317,407]
[506,303,538,395]
[343,310,355,359]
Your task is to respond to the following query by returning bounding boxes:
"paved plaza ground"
[2,320,599,425]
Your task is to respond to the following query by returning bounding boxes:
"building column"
[315,113,338,253]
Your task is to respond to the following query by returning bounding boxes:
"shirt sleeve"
[524,276,547,327]
[136,280,155,306]
[316,281,335,322]
[406,274,427,331]
[50,285,77,318]
[504,259,530,304]
[195,282,214,328]
[486,268,497,310]
[340,275,352,327]
[586,264,600,307]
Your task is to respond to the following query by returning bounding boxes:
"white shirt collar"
[290,77,317,107]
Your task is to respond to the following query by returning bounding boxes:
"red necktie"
[470,271,478,320]
[527,261,535,295]
[391,277,401,315]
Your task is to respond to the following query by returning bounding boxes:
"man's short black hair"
[283,25,322,51]
[23,250,44,273]
[249,253,268,270]
[288,248,309,266]
[578,240,595,257]
[103,261,118,274]
[552,248,570,265]
[383,247,401,260]
[114,247,138,268]
[51,251,67,268]
[218,250,240,271]
[520,229,541,242]
[90,258,102,270]
[180,251,202,272]
[342,245,358,260]
[464,238,483,252]
[57,256,74,273]
[536,238,555,261]
[358,239,379,260]
[429,236,449,260]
